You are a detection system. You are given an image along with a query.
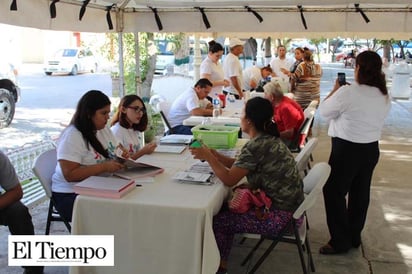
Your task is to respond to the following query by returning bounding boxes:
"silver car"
[44,48,98,76]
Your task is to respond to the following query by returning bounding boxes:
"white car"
[44,48,98,76]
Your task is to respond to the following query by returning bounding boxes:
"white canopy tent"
[0,0,411,39]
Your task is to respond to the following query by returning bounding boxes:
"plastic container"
[218,93,226,108]
[212,94,221,118]
[191,125,240,149]
[391,63,411,99]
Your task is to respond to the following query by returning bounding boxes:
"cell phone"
[189,139,202,148]
[337,72,346,86]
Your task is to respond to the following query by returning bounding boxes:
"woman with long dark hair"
[190,97,304,274]
[52,90,127,222]
[111,95,156,160]
[318,51,391,254]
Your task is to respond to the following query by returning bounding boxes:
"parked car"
[44,48,98,76]
[0,62,20,128]
[155,39,208,74]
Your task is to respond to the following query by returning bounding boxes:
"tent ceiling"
[0,0,411,39]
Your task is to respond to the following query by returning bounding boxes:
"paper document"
[173,171,213,185]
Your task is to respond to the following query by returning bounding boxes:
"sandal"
[319,243,348,255]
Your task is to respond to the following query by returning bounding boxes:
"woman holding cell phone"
[318,51,391,255]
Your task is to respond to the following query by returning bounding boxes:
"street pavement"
[1,62,412,274]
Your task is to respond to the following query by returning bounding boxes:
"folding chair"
[306,100,319,110]
[289,107,315,153]
[32,148,71,234]
[157,101,174,135]
[295,138,318,178]
[241,162,331,274]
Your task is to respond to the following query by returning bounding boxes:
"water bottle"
[212,93,220,118]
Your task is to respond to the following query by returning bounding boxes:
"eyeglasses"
[127,106,146,114]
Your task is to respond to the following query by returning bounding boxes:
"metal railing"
[4,139,56,207]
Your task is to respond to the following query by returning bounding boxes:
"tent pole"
[193,34,201,82]
[135,32,142,97]
[118,32,125,98]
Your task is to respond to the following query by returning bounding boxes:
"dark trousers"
[323,137,379,251]
[170,125,193,135]
[1,201,45,273]
[52,192,78,222]
[0,201,34,235]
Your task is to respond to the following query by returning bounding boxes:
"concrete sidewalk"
[1,64,412,274]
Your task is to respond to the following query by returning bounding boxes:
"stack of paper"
[155,145,186,154]
[173,171,213,185]
[74,176,136,199]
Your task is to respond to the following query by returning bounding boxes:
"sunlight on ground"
[396,243,412,261]
[384,212,412,222]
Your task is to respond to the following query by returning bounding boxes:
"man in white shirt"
[223,38,245,99]
[242,65,272,91]
[270,45,294,81]
[167,78,214,135]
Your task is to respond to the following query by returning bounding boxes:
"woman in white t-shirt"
[51,90,128,222]
[111,95,157,160]
[200,40,230,95]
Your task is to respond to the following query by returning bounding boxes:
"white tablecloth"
[70,151,229,274]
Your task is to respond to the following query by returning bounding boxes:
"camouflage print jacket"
[234,134,304,212]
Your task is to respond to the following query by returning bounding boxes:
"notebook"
[155,145,186,154]
[114,155,164,180]
[74,176,136,199]
[160,134,193,145]
[114,165,164,180]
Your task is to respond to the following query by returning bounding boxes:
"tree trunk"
[141,33,156,100]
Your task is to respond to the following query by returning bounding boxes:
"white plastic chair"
[241,162,331,274]
[306,100,319,110]
[295,138,319,180]
[32,148,71,234]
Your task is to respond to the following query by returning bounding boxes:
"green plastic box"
[191,125,240,149]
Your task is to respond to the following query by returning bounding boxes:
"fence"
[4,139,56,207]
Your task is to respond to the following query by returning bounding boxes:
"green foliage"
[101,32,154,95]
[309,38,327,62]
[143,103,163,142]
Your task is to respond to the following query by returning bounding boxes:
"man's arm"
[191,107,213,116]
[0,184,23,210]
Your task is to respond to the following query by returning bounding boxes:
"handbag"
[228,185,272,219]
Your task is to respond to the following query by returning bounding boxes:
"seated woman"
[51,90,127,222]
[111,95,157,160]
[264,82,305,147]
[190,97,304,274]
